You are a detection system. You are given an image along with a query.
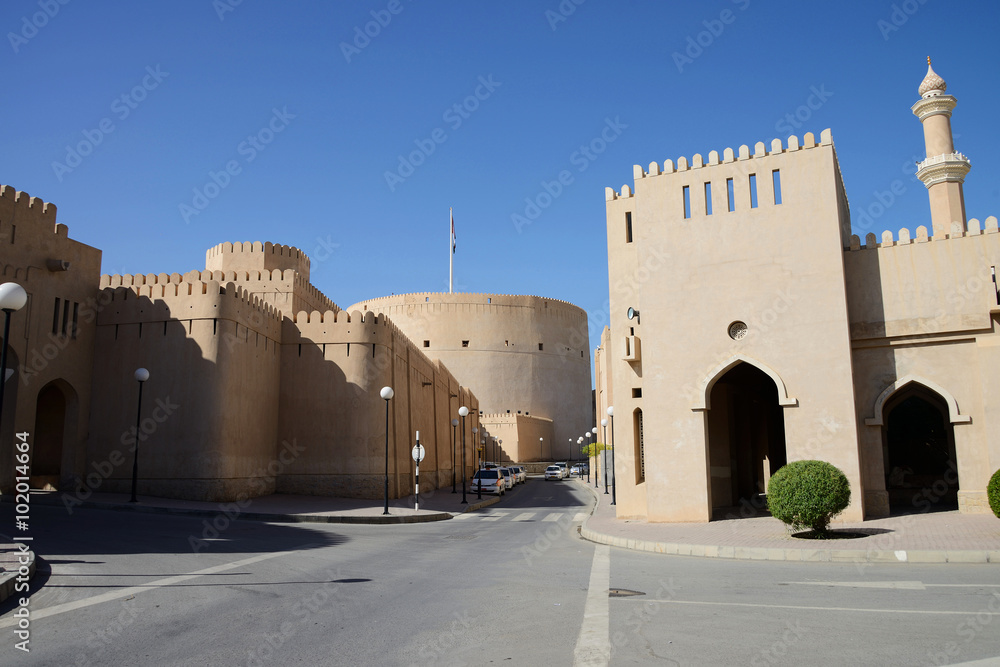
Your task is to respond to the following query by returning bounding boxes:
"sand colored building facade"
[596,62,1000,522]
[0,230,486,502]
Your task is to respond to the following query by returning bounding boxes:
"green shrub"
[767,460,851,534]
[988,469,1000,519]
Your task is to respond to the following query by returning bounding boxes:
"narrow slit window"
[52,297,61,335]
[704,182,713,215]
[635,409,644,483]
[625,211,633,243]
[682,186,691,219]
[727,178,735,212]
[61,299,70,335]
[538,343,543,351]
[71,302,79,338]
[772,169,782,205]
[749,174,758,209]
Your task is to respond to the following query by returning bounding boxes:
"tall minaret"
[912,57,971,238]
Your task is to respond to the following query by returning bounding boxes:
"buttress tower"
[912,57,971,237]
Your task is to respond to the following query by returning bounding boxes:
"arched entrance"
[32,381,73,490]
[706,363,787,518]
[882,385,957,513]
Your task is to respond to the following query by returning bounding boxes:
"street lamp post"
[497,438,503,466]
[472,427,479,472]
[590,427,597,483]
[0,283,28,438]
[607,406,616,505]
[601,418,608,492]
[451,418,459,493]
[585,433,592,483]
[129,368,149,503]
[381,386,394,515]
[477,438,485,500]
[459,406,469,504]
[539,437,543,462]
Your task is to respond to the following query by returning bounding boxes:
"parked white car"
[544,465,564,481]
[472,469,505,495]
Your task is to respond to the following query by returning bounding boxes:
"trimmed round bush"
[767,460,851,534]
[988,469,1000,519]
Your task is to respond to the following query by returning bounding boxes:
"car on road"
[555,462,569,477]
[510,466,526,484]
[498,467,515,489]
[544,465,564,481]
[472,469,505,495]
[570,464,584,477]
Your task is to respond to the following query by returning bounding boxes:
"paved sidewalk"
[577,479,1000,564]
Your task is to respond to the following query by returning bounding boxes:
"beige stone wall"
[277,309,479,499]
[0,185,101,493]
[479,413,554,463]
[845,219,1000,514]
[83,245,480,503]
[87,280,283,501]
[347,292,592,450]
[602,132,865,523]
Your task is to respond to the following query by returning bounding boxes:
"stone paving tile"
[576,480,1000,561]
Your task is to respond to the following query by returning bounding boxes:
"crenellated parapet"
[0,184,60,229]
[605,130,835,201]
[349,291,586,321]
[205,241,311,282]
[846,216,999,250]
[95,279,283,341]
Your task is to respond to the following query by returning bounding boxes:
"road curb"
[0,537,35,605]
[574,480,996,564]
[3,494,453,525]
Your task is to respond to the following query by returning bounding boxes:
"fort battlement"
[350,292,587,320]
[605,129,835,201]
[205,241,311,281]
[846,216,999,250]
[287,309,420,350]
[96,279,283,340]
[0,184,59,222]
[103,267,340,315]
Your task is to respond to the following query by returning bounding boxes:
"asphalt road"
[1,478,999,666]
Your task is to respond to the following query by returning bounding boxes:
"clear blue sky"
[4,1,999,368]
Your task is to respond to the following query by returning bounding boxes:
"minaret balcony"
[916,152,971,188]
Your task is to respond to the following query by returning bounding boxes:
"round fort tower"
[348,292,593,458]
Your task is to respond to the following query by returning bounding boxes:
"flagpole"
[449,207,453,293]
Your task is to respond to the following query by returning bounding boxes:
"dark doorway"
[33,382,67,489]
[707,363,787,518]
[883,386,958,513]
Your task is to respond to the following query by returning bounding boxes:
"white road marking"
[513,512,536,521]
[612,598,997,615]
[451,513,475,520]
[543,513,564,522]
[481,513,508,521]
[573,544,611,666]
[0,550,297,627]
[786,580,926,590]
[573,512,588,522]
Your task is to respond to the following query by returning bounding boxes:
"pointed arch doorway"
[706,363,787,518]
[32,380,78,490]
[882,384,958,513]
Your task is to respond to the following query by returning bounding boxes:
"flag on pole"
[451,211,456,254]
